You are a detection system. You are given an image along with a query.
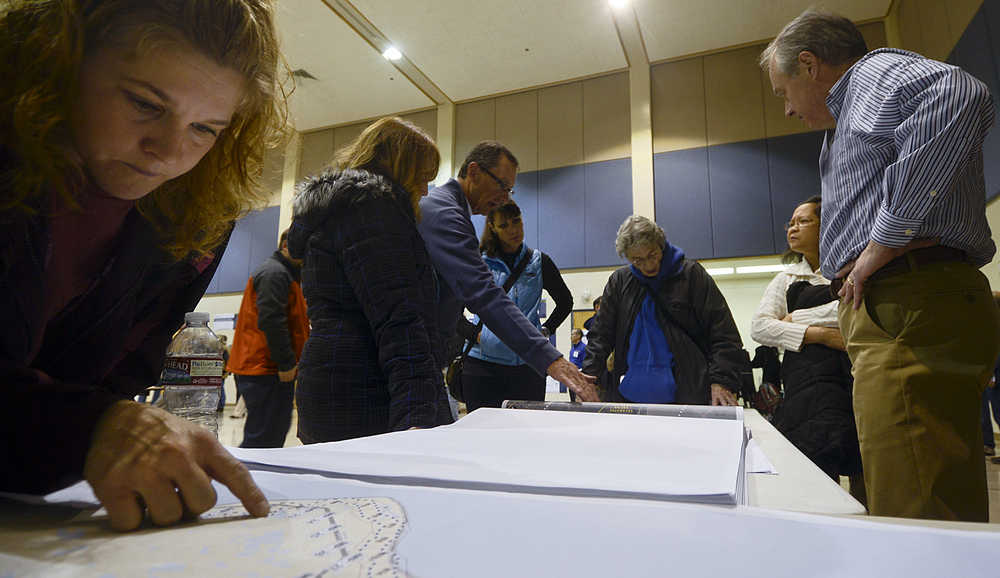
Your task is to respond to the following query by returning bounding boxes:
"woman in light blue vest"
[460,201,574,411]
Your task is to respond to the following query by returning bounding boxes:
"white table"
[743,409,866,515]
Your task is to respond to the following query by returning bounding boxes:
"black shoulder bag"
[446,251,532,403]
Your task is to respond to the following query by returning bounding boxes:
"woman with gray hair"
[582,216,747,405]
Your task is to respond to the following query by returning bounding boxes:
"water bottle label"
[162,357,224,386]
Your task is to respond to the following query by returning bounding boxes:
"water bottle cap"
[184,312,210,325]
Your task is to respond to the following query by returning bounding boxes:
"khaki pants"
[838,260,999,521]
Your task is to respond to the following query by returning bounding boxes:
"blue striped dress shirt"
[819,48,996,279]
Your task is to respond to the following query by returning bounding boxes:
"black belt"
[829,246,968,296]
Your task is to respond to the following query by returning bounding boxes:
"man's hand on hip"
[836,239,937,310]
[547,357,598,401]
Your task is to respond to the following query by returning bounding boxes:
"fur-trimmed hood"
[287,168,411,259]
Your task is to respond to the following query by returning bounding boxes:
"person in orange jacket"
[227,230,309,447]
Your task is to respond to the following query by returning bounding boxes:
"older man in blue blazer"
[419,141,597,401]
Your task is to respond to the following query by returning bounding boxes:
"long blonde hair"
[0,0,290,259]
[333,116,439,218]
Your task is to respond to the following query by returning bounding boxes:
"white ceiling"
[278,0,892,132]
[275,0,434,131]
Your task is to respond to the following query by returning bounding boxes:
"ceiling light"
[705,267,735,276]
[609,0,629,8]
[382,46,402,61]
[734,265,786,274]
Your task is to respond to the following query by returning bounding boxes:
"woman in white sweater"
[751,196,864,504]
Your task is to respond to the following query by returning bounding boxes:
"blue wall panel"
[207,205,280,295]
[653,148,713,260]
[585,158,633,267]
[537,165,587,268]
[709,140,775,258]
[247,206,281,272]
[515,170,540,251]
[766,131,824,251]
[951,5,1000,201]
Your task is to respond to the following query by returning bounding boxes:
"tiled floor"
[220,403,1000,523]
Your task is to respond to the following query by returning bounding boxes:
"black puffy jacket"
[582,260,748,405]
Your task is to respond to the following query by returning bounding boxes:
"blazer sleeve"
[339,198,442,431]
[420,201,561,375]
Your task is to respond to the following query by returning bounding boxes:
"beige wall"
[652,22,887,153]
[889,0,983,58]
[296,108,439,181]
[453,71,631,173]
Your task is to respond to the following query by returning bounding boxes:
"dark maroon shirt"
[31,188,135,362]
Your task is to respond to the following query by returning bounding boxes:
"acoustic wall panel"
[917,0,955,61]
[538,82,584,170]
[455,100,496,167]
[514,170,540,251]
[651,58,707,153]
[207,206,281,295]
[583,72,630,164]
[653,148,713,260]
[496,92,540,172]
[704,46,767,146]
[584,158,632,267]
[708,140,774,258]
[537,165,587,268]
[298,129,334,180]
[766,131,824,252]
[950,5,1000,200]
[247,207,282,274]
[333,122,367,155]
[210,221,252,294]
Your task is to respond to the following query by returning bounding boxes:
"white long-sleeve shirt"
[750,259,839,352]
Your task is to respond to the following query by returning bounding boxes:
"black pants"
[235,373,294,448]
[462,357,545,412]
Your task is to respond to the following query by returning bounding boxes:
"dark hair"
[760,10,868,76]
[593,296,602,309]
[458,140,519,178]
[479,201,522,257]
[781,195,822,264]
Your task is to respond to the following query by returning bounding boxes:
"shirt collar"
[826,48,915,120]
[787,258,817,277]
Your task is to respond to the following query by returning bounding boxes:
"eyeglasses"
[784,217,818,231]
[627,247,662,267]
[480,165,514,197]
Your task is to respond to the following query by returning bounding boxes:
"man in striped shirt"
[761,10,999,522]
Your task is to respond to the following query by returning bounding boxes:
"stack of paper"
[232,407,750,505]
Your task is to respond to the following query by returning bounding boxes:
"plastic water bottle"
[161,312,225,437]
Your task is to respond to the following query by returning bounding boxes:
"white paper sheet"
[7,471,998,578]
[230,407,748,503]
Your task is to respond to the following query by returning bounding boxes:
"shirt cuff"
[778,323,808,353]
[870,205,923,249]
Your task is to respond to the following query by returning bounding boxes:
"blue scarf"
[619,243,685,404]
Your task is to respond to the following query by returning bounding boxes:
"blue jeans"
[236,373,294,448]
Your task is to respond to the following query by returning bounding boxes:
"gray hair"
[615,215,666,258]
[759,9,867,76]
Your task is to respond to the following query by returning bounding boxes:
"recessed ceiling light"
[705,267,735,276]
[609,0,629,8]
[382,46,402,61]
